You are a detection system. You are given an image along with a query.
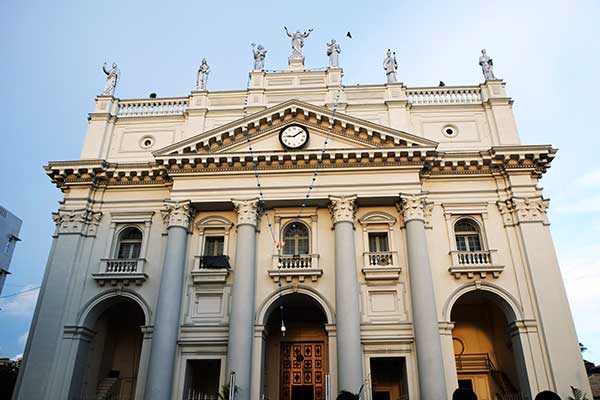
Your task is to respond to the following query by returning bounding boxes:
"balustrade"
[268,254,322,282]
[365,251,394,266]
[93,258,147,286]
[406,87,482,105]
[117,98,189,117]
[449,250,503,279]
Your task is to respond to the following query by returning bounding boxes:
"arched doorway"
[78,296,146,400]
[450,290,526,400]
[262,292,331,400]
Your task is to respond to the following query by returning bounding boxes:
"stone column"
[226,199,260,400]
[328,195,364,393]
[399,194,447,400]
[144,201,193,400]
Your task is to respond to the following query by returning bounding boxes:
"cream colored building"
[14,52,592,400]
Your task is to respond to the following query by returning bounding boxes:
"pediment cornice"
[153,99,438,157]
[44,145,556,190]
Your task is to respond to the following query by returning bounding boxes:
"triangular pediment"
[154,99,437,157]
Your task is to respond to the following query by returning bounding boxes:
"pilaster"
[81,95,118,159]
[480,80,520,145]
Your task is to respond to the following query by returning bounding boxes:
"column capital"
[162,200,194,229]
[328,195,357,225]
[497,197,549,226]
[397,193,429,223]
[232,198,260,227]
[52,207,102,237]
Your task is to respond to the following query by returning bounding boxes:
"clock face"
[279,124,309,149]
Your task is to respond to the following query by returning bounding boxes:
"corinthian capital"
[328,195,357,225]
[398,193,429,223]
[232,198,260,227]
[52,207,102,236]
[162,200,194,229]
[497,197,549,226]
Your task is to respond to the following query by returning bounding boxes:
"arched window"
[454,219,482,252]
[282,222,310,255]
[116,227,143,259]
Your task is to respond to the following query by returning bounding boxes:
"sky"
[0,0,599,365]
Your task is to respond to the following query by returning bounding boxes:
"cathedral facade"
[14,43,591,400]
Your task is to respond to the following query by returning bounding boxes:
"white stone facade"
[13,65,592,400]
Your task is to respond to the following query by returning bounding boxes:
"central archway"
[259,289,333,400]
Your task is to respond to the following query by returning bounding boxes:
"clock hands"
[288,130,305,138]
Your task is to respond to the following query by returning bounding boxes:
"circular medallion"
[279,124,309,149]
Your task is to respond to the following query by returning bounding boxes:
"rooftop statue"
[101,62,120,96]
[383,49,398,84]
[326,39,341,68]
[479,49,497,81]
[284,26,313,60]
[196,58,210,91]
[251,43,267,71]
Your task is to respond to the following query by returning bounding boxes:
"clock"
[279,124,309,149]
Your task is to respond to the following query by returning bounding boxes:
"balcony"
[449,250,504,279]
[192,255,230,284]
[93,259,147,286]
[362,251,401,281]
[268,254,322,283]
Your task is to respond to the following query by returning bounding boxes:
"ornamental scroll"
[232,198,260,227]
[162,200,194,230]
[497,197,549,226]
[328,195,357,225]
[52,207,102,237]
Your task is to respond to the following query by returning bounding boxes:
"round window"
[442,125,458,137]
[140,136,155,149]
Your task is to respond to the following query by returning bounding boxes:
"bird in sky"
[346,32,352,38]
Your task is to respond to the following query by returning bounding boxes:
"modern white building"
[0,205,22,296]
[14,41,592,400]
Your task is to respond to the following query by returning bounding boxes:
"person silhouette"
[452,387,478,400]
[535,391,561,400]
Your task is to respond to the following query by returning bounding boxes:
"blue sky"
[1,0,599,364]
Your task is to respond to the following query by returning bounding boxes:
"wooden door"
[280,342,325,400]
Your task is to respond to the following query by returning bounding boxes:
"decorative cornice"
[397,193,429,223]
[52,206,102,237]
[161,200,194,229]
[497,197,549,226]
[232,198,260,227]
[328,195,357,225]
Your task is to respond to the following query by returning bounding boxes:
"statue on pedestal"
[284,26,313,61]
[383,49,398,83]
[101,62,120,96]
[326,39,341,68]
[251,43,267,71]
[196,58,210,91]
[479,49,497,81]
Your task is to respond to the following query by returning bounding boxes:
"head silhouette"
[534,391,561,400]
[453,388,478,400]
[336,391,359,400]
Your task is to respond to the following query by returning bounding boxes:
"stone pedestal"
[144,201,193,400]
[329,195,364,393]
[288,56,305,71]
[226,199,260,400]
[399,194,448,400]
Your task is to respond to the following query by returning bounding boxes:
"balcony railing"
[117,98,189,117]
[364,251,395,266]
[192,255,230,284]
[361,251,401,281]
[455,353,494,372]
[93,259,147,286]
[449,250,503,279]
[406,87,482,105]
[269,254,322,283]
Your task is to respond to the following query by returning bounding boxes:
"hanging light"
[281,320,287,336]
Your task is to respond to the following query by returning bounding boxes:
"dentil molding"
[328,195,357,224]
